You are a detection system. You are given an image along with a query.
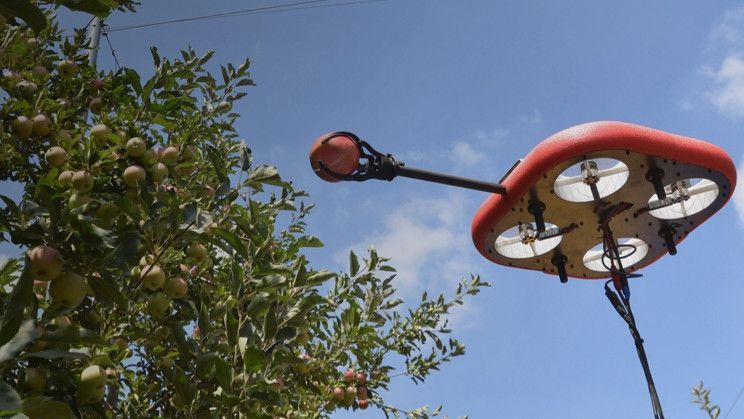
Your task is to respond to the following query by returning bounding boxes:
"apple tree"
[0,9,487,419]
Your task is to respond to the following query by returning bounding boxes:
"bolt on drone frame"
[308,121,737,419]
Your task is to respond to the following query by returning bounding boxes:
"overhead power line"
[109,0,394,33]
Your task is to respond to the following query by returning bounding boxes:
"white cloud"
[733,156,744,226]
[707,55,744,117]
[336,191,479,296]
[451,141,485,167]
[710,7,744,47]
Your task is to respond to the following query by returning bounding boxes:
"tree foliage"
[0,11,487,418]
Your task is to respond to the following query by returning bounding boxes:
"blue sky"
[47,1,744,417]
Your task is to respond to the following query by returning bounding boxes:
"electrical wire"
[102,27,121,70]
[108,0,394,33]
[724,383,744,419]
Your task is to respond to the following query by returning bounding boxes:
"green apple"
[49,271,87,308]
[161,146,179,165]
[186,243,208,261]
[57,60,78,79]
[122,165,146,187]
[71,170,93,192]
[126,137,146,157]
[78,365,106,404]
[12,116,32,138]
[69,193,91,209]
[32,114,50,137]
[140,265,165,290]
[89,97,103,114]
[90,124,110,142]
[23,367,46,392]
[27,245,63,282]
[163,276,188,299]
[17,80,38,97]
[32,66,49,80]
[140,148,158,166]
[45,147,67,168]
[146,293,170,319]
[148,162,168,182]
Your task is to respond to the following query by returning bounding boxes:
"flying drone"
[308,121,736,419]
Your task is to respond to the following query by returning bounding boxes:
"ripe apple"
[186,243,208,261]
[358,399,369,410]
[89,97,103,114]
[32,114,50,137]
[122,165,146,187]
[57,60,78,79]
[148,162,168,182]
[69,193,91,209]
[343,369,355,382]
[356,372,366,385]
[126,137,146,157]
[89,79,104,91]
[12,116,33,138]
[356,385,368,400]
[161,146,179,165]
[146,293,170,318]
[27,245,63,281]
[332,387,345,400]
[17,80,38,97]
[163,276,188,299]
[71,171,94,192]
[141,264,166,290]
[49,271,87,308]
[23,367,46,392]
[45,147,66,168]
[344,386,356,403]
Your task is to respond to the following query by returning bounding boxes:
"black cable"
[108,0,395,33]
[101,27,121,70]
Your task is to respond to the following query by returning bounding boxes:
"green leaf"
[174,366,195,401]
[0,1,47,32]
[212,227,249,259]
[349,251,360,276]
[54,0,113,17]
[0,320,39,363]
[0,380,20,411]
[0,259,20,288]
[195,352,217,378]
[242,346,267,372]
[21,396,75,419]
[0,258,33,348]
[40,326,104,345]
[214,357,232,392]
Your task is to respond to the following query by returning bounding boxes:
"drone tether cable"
[600,204,664,419]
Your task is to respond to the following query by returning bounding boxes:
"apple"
[49,271,87,308]
[23,367,46,392]
[148,162,168,182]
[344,386,356,403]
[69,193,91,209]
[356,372,366,385]
[56,130,72,144]
[51,315,72,327]
[90,124,110,142]
[17,80,38,97]
[31,114,50,137]
[146,293,170,318]
[27,245,63,282]
[140,148,158,166]
[140,264,166,290]
[356,386,368,400]
[358,399,369,410]
[186,243,208,261]
[163,276,188,299]
[161,146,179,165]
[126,137,146,157]
[332,387,345,400]
[71,171,94,192]
[32,66,49,80]
[343,369,355,382]
[78,365,106,404]
[89,79,104,91]
[139,254,154,268]
[12,116,33,138]
[57,60,78,79]
[122,165,146,187]
[89,97,103,114]
[156,357,174,369]
[45,147,66,168]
